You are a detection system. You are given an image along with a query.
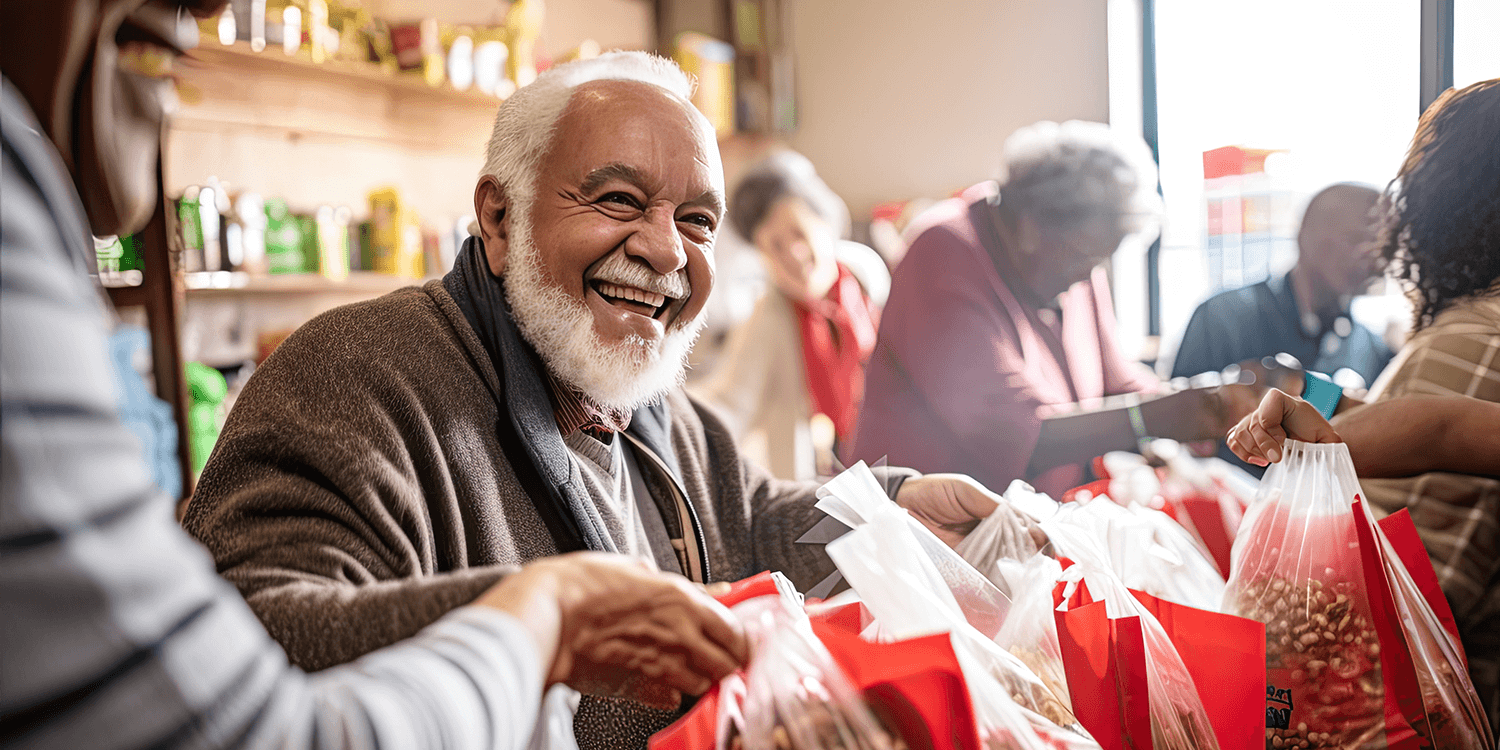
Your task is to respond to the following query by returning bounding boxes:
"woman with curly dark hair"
[1364,76,1500,737]
[1230,78,1500,735]
[1379,78,1500,328]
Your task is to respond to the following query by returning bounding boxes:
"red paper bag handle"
[1352,498,1425,749]
[1377,509,1464,660]
[1054,599,1151,750]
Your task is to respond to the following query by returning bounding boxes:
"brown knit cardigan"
[183,275,908,747]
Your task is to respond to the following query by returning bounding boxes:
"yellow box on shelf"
[367,187,424,279]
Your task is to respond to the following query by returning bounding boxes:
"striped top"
[1,78,550,750]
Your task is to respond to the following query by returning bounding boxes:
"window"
[1142,1,1422,370]
[1454,0,1500,88]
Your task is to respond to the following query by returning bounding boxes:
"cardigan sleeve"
[183,299,514,671]
[677,391,916,594]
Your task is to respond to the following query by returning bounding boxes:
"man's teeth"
[597,282,666,309]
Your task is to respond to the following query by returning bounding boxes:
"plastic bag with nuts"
[992,554,1072,714]
[1222,440,1496,750]
[730,595,964,750]
[733,608,902,750]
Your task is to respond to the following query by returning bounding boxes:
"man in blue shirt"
[1168,183,1392,388]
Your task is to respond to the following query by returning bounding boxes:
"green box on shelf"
[264,198,306,274]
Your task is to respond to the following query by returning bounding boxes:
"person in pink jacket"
[851,121,1259,497]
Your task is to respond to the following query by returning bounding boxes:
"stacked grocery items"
[648,458,1493,750]
[198,0,600,100]
[167,182,470,281]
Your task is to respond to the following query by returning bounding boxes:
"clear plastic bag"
[956,481,1048,597]
[1046,496,1226,612]
[1043,522,1223,750]
[992,554,1072,714]
[1223,441,1390,750]
[1224,440,1495,750]
[827,503,1093,750]
[816,462,1012,637]
[731,597,905,750]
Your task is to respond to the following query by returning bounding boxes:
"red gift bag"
[1045,523,1225,750]
[651,576,983,750]
[825,506,1085,748]
[1130,590,1265,750]
[805,596,870,635]
[651,685,725,750]
[813,623,981,750]
[1375,509,1462,656]
[1352,499,1494,749]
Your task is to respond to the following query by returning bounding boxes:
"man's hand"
[1227,388,1342,466]
[895,473,1045,549]
[474,552,748,709]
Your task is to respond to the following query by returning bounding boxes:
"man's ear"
[474,175,511,276]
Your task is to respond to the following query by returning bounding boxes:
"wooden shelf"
[168,38,500,162]
[184,270,428,296]
[184,39,503,109]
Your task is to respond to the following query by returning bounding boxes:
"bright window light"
[1151,0,1420,361]
[1454,0,1500,89]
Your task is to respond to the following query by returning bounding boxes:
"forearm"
[235,564,513,671]
[1335,397,1500,478]
[1029,407,1138,475]
[0,160,548,750]
[254,607,549,750]
[1030,391,1204,474]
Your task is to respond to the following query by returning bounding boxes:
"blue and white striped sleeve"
[1,118,546,750]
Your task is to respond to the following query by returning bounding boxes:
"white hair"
[999,120,1164,239]
[481,50,696,205]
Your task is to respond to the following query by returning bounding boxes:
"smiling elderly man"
[184,52,1024,748]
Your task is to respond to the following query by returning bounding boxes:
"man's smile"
[591,281,672,319]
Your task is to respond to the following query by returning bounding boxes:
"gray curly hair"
[998,120,1163,241]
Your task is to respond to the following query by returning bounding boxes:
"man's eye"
[600,192,642,209]
[680,213,716,230]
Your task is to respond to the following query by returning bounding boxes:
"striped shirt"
[546,370,632,438]
[1,78,551,750]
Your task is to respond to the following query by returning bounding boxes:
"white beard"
[502,204,705,413]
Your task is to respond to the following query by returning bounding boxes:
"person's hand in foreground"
[475,552,749,710]
[896,473,1048,549]
[1227,388,1342,466]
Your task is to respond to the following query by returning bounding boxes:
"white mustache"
[587,251,690,300]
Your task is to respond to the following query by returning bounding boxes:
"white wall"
[788,0,1110,216]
